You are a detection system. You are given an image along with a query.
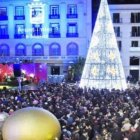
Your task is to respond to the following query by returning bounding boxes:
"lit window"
[49,5,60,19]
[32,24,42,36]
[15,24,25,34]
[68,23,77,33]
[29,2,45,24]
[67,43,78,55]
[0,7,8,20]
[68,5,77,15]
[0,44,9,56]
[49,43,61,56]
[67,5,78,18]
[15,6,24,16]
[16,43,26,56]
[15,24,25,38]
[67,23,78,37]
[50,5,59,15]
[32,43,44,56]
[0,7,7,16]
[32,7,42,18]
[50,23,60,34]
[0,25,9,39]
[49,23,60,37]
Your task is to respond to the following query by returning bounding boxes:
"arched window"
[32,43,44,56]
[67,42,78,55]
[0,44,9,56]
[49,43,61,56]
[15,43,26,56]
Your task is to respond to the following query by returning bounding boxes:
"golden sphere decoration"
[0,112,9,129]
[2,107,61,140]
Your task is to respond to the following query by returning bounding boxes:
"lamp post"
[17,77,22,91]
[68,61,74,82]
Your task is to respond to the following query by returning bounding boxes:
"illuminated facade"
[109,4,140,82]
[1,0,140,82]
[0,0,92,80]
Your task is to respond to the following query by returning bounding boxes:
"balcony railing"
[0,35,9,39]
[49,32,60,38]
[66,33,78,37]
[14,15,25,20]
[0,56,79,63]
[14,34,26,39]
[49,14,60,19]
[0,15,8,20]
[67,14,78,18]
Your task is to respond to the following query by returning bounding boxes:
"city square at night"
[0,0,140,139]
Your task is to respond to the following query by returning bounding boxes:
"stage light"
[30,73,34,78]
[21,69,26,74]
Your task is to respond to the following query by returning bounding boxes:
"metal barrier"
[48,75,65,83]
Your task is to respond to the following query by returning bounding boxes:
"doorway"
[130,70,139,83]
[51,66,60,75]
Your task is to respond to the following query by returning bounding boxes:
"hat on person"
[121,118,131,132]
[122,118,130,124]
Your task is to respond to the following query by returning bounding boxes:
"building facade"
[1,0,140,82]
[110,4,140,82]
[0,0,92,81]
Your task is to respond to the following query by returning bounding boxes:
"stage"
[0,83,38,90]
[0,63,47,84]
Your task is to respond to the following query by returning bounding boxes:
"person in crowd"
[1,83,140,140]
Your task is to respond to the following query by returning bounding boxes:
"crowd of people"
[1,82,140,140]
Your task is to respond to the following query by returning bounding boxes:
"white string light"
[80,0,127,90]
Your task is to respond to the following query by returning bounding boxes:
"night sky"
[109,0,140,4]
[108,0,140,4]
[93,0,140,6]
[92,0,140,12]
[92,0,140,29]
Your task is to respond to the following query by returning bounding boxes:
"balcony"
[49,32,61,38]
[14,15,25,20]
[14,34,26,39]
[0,56,79,63]
[0,15,8,20]
[0,35,9,39]
[49,14,60,19]
[67,14,78,18]
[66,33,78,37]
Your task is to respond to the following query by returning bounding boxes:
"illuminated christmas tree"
[80,0,127,90]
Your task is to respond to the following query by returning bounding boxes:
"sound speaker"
[13,64,21,77]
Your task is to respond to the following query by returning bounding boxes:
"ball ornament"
[2,107,61,140]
